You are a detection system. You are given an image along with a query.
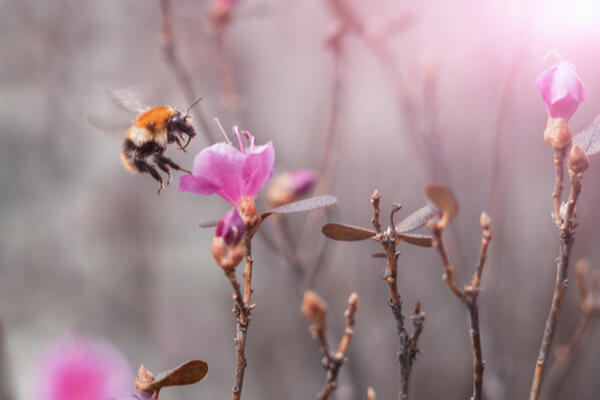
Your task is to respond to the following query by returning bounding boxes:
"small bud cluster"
[301,290,328,330]
[212,208,246,270]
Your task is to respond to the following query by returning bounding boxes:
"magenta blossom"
[536,61,587,121]
[179,120,275,206]
[37,334,132,400]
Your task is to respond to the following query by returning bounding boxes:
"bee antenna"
[185,97,203,115]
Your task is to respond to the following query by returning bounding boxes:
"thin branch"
[314,293,359,400]
[430,213,492,400]
[158,0,214,144]
[545,267,598,400]
[551,149,567,223]
[371,192,425,400]
[231,231,257,400]
[528,165,584,400]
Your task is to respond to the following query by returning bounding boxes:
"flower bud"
[237,196,259,230]
[568,145,590,174]
[301,290,328,326]
[212,208,246,270]
[543,117,572,151]
[536,61,587,121]
[209,0,233,24]
[266,170,316,207]
[480,212,491,230]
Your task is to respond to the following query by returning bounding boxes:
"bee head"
[170,110,196,138]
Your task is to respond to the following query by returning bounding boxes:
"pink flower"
[536,61,587,121]
[37,334,132,400]
[179,121,275,206]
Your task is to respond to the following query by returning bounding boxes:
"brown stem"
[315,293,359,400]
[231,236,254,400]
[158,0,215,144]
[431,217,491,400]
[243,239,254,306]
[468,303,484,400]
[529,168,583,400]
[370,190,382,234]
[551,149,566,223]
[431,230,465,301]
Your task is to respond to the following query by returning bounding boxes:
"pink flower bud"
[266,170,316,207]
[536,61,587,121]
[212,208,246,270]
[216,208,245,246]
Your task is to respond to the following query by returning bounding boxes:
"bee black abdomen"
[120,139,166,174]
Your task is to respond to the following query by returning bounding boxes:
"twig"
[551,149,567,223]
[370,191,425,400]
[231,233,254,400]
[430,212,491,400]
[528,161,585,400]
[304,292,359,400]
[158,0,215,144]
[545,260,600,399]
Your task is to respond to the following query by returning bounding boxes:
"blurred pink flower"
[536,61,587,121]
[38,334,132,400]
[179,121,275,206]
[266,169,316,207]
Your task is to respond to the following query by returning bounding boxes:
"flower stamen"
[242,130,255,152]
[214,118,232,144]
[233,126,245,155]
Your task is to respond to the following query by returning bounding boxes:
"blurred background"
[1,0,600,399]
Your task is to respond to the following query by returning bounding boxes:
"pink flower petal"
[38,335,132,400]
[242,142,275,198]
[536,61,587,121]
[180,143,246,205]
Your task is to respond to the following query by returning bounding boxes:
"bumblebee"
[120,100,199,194]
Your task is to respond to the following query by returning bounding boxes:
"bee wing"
[86,114,130,135]
[107,87,150,114]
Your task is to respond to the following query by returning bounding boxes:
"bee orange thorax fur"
[135,106,173,132]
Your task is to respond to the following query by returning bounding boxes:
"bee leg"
[174,137,187,152]
[135,159,164,195]
[181,135,192,150]
[156,161,173,186]
[155,155,192,174]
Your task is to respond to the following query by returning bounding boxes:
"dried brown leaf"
[397,232,433,247]
[262,195,337,219]
[573,114,600,156]
[138,360,208,394]
[395,205,438,233]
[198,220,218,228]
[321,223,376,241]
[424,184,458,228]
[371,253,387,258]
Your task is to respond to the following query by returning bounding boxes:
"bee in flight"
[108,89,202,194]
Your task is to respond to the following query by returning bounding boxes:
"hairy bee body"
[120,106,196,193]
